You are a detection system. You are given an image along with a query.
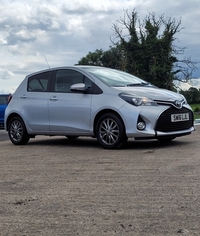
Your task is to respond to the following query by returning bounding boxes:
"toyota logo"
[174,100,182,109]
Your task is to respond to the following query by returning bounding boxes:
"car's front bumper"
[119,103,194,139]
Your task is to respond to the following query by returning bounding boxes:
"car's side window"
[27,71,52,92]
[0,96,7,105]
[54,69,92,93]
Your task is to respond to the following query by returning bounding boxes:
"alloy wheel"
[8,117,30,145]
[99,118,120,146]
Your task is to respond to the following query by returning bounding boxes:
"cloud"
[174,78,200,91]
[0,68,14,80]
[0,69,15,93]
[0,0,199,93]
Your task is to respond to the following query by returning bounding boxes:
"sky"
[0,0,200,93]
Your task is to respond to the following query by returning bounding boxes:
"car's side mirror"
[70,83,86,91]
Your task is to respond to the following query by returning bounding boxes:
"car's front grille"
[155,107,194,132]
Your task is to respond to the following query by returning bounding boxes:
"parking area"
[0,129,8,142]
[0,126,200,235]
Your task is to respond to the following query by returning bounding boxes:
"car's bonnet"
[114,86,183,102]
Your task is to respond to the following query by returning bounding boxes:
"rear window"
[27,71,52,92]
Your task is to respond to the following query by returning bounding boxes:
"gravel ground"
[0,129,8,142]
[0,126,200,236]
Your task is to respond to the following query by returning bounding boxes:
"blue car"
[0,94,11,128]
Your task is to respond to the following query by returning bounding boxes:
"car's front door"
[48,69,92,133]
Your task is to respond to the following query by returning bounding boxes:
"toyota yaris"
[4,66,194,149]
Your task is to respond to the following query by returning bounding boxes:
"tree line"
[77,10,197,91]
[180,87,200,105]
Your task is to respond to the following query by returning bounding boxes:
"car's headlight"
[119,93,158,106]
[179,94,188,105]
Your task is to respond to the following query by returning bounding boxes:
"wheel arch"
[6,113,24,131]
[93,109,126,136]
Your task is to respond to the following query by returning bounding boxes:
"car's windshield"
[81,67,152,87]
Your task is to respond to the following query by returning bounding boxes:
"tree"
[78,49,104,66]
[180,87,200,104]
[101,45,127,70]
[78,46,127,70]
[188,87,200,103]
[111,10,196,90]
[77,10,197,90]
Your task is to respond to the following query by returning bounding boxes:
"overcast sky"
[0,0,200,93]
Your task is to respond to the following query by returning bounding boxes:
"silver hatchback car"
[4,66,194,149]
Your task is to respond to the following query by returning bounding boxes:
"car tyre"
[96,113,126,149]
[8,116,30,145]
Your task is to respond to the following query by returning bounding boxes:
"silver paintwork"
[4,66,194,145]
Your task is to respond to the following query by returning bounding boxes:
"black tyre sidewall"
[96,113,126,149]
[8,117,29,145]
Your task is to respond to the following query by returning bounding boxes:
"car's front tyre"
[96,113,126,149]
[8,116,30,145]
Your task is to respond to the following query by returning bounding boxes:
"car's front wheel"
[96,113,126,149]
[8,116,30,145]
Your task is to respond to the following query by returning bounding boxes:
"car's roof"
[25,66,108,77]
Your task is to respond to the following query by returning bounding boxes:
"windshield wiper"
[127,82,150,87]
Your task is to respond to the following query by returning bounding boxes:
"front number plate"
[171,113,189,122]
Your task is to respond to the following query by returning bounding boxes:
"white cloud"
[0,68,14,80]
[0,0,199,93]
[174,78,200,91]
[0,35,7,44]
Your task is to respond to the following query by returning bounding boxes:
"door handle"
[50,96,58,101]
[20,95,27,99]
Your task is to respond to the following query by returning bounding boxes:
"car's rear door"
[48,69,92,133]
[21,71,52,132]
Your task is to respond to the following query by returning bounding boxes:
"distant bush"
[194,107,200,112]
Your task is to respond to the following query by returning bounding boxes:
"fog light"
[137,122,146,130]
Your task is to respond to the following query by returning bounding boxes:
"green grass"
[194,114,200,120]
[189,104,200,119]
[190,104,200,110]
